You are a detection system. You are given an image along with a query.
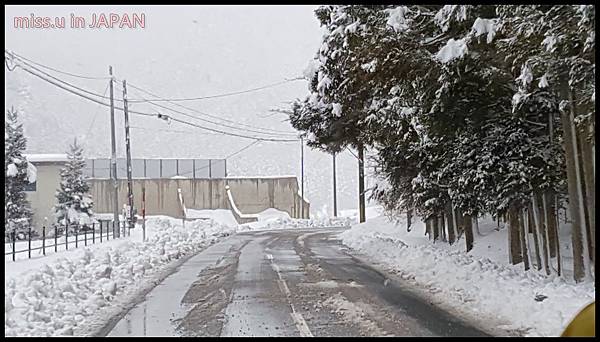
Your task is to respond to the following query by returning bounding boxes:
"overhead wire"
[126,77,303,102]
[6,49,111,80]
[172,140,261,178]
[226,140,261,159]
[129,125,221,136]
[83,82,110,140]
[124,81,298,136]
[7,49,299,137]
[125,88,298,138]
[6,50,300,142]
[167,115,298,142]
[7,49,303,101]
[8,52,117,102]
[10,62,298,142]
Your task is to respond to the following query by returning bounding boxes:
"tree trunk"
[577,123,595,269]
[559,85,587,282]
[407,209,413,231]
[550,193,562,276]
[425,217,432,239]
[508,205,523,265]
[446,203,456,245]
[440,213,447,243]
[456,209,464,234]
[463,214,474,252]
[528,203,542,271]
[518,206,530,270]
[432,214,439,242]
[523,208,535,270]
[544,191,558,258]
[473,214,481,236]
[533,193,551,276]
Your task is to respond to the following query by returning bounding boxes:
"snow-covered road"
[105,228,490,337]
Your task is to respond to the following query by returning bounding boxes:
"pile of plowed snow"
[5,217,235,337]
[340,215,595,337]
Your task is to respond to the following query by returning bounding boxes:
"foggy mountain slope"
[4,5,367,214]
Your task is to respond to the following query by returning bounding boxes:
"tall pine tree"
[4,107,34,239]
[54,139,94,231]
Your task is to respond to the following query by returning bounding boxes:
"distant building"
[22,156,307,231]
[24,154,69,230]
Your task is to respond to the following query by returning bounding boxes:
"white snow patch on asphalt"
[5,216,235,337]
[339,215,595,337]
[323,292,387,336]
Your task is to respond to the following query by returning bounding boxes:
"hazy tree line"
[290,5,594,282]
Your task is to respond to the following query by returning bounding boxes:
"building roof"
[24,154,69,163]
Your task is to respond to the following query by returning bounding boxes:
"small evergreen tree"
[54,139,94,231]
[4,107,34,238]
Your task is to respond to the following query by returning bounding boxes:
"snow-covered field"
[5,216,236,337]
[339,210,595,337]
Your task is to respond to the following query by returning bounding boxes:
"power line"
[8,52,116,102]
[124,81,298,136]
[168,115,298,142]
[6,49,111,80]
[125,88,298,138]
[7,52,300,142]
[129,125,221,136]
[173,140,259,178]
[226,140,261,159]
[12,62,152,117]
[7,49,299,137]
[8,49,303,100]
[126,78,304,103]
[84,82,110,140]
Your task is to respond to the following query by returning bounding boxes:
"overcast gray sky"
[5,5,373,215]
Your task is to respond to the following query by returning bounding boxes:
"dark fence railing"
[5,220,131,262]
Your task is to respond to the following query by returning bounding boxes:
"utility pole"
[108,66,120,238]
[332,151,337,217]
[142,184,146,242]
[300,137,305,218]
[122,80,135,235]
[358,144,366,223]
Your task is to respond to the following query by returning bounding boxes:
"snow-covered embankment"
[339,214,595,337]
[5,216,235,337]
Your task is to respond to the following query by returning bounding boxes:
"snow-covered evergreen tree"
[291,5,591,276]
[4,107,34,238]
[54,139,94,231]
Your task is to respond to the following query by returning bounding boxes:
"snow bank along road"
[104,228,489,337]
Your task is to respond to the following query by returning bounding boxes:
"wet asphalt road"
[105,228,490,337]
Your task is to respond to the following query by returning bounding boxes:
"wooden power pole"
[122,80,135,234]
[108,66,120,238]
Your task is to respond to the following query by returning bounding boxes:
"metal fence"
[4,221,130,262]
[83,158,227,179]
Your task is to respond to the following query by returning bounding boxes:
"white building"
[23,154,69,231]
